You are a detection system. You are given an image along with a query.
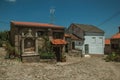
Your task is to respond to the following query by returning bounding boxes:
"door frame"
[72,42,75,49]
[53,46,61,61]
[85,44,89,54]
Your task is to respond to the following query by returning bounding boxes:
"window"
[75,41,81,46]
[53,32,63,39]
[98,37,103,44]
[111,44,119,49]
[99,37,103,39]
[37,31,45,37]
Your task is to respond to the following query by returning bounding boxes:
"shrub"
[5,42,20,59]
[114,55,120,62]
[0,31,9,47]
[105,52,120,62]
[38,35,55,59]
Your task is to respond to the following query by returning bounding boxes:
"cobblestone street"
[0,48,120,80]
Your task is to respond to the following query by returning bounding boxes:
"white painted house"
[66,23,105,55]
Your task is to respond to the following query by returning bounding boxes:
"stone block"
[22,54,40,62]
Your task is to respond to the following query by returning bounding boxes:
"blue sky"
[0,0,120,38]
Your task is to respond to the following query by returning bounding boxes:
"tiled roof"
[73,23,104,33]
[64,33,81,40]
[111,33,120,39]
[64,34,71,37]
[105,39,110,45]
[11,21,64,29]
[71,34,81,40]
[51,39,67,45]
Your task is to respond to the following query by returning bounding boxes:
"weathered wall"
[82,35,105,54]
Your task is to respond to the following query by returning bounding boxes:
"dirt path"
[110,62,120,80]
[0,47,120,80]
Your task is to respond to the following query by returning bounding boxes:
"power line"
[98,10,120,26]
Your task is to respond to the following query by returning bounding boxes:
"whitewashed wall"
[74,41,83,50]
[74,35,105,54]
[82,35,105,54]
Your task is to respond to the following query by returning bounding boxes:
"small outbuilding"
[66,23,105,55]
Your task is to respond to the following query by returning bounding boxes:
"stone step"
[21,54,40,62]
[22,53,39,56]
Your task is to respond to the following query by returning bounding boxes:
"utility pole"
[50,7,55,24]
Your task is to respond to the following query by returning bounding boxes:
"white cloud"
[6,0,16,2]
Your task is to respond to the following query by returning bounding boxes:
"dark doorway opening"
[65,44,68,52]
[53,47,61,61]
[72,42,75,49]
[85,44,89,54]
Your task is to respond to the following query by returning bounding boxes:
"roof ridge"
[72,23,104,33]
[11,21,55,26]
[11,21,64,28]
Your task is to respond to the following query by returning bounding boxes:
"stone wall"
[22,55,40,62]
[10,24,65,62]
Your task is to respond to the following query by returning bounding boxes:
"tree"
[0,30,9,46]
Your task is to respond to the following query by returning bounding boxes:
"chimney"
[119,27,120,33]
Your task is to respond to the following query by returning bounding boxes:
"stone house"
[66,23,105,55]
[10,21,66,62]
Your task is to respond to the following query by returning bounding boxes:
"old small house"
[10,21,66,62]
[66,23,105,55]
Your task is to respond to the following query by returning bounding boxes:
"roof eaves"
[11,21,64,29]
[73,23,104,33]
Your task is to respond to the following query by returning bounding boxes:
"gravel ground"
[0,47,120,80]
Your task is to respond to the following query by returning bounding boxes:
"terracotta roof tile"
[105,39,110,45]
[70,34,81,40]
[11,21,64,29]
[51,39,67,45]
[111,33,120,39]
[64,34,71,37]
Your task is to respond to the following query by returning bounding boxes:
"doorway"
[72,42,75,49]
[85,44,89,54]
[65,44,68,53]
[53,47,61,61]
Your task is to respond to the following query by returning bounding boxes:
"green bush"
[114,55,120,62]
[5,42,20,59]
[105,52,120,62]
[0,31,9,47]
[38,35,55,59]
